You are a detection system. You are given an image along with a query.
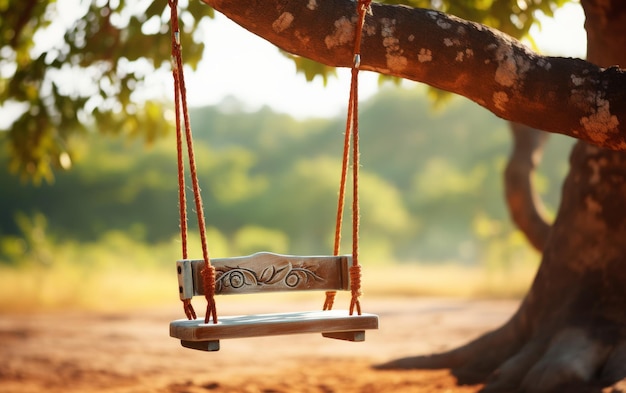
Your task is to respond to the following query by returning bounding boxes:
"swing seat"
[171,310,378,351]
[170,252,379,351]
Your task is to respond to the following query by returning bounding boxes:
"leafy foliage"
[0,0,211,182]
[0,0,576,268]
[1,0,572,182]
[415,0,569,39]
[287,0,572,87]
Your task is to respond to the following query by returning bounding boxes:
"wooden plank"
[170,310,378,342]
[176,258,194,300]
[178,332,365,352]
[177,253,351,299]
[322,331,365,342]
[180,340,220,351]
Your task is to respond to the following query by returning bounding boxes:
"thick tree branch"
[201,0,626,150]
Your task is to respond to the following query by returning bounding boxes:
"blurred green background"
[0,85,575,311]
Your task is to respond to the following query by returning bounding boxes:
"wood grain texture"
[170,310,379,342]
[201,0,626,151]
[173,253,377,350]
[180,339,220,351]
[177,253,351,299]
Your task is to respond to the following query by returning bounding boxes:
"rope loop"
[349,265,362,315]
[169,0,217,323]
[325,0,370,313]
[182,298,196,320]
[346,0,370,315]
[202,265,218,323]
[323,290,337,311]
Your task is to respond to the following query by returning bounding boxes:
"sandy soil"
[0,297,519,393]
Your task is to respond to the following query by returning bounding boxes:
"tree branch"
[201,0,626,150]
[504,123,552,252]
[6,0,38,48]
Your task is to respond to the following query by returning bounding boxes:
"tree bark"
[201,0,626,149]
[199,0,626,391]
[504,123,551,252]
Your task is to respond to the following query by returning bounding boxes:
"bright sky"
[174,1,587,119]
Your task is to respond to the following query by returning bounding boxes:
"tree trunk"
[198,0,626,391]
[378,1,626,391]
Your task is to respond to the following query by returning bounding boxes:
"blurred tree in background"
[0,0,209,182]
[0,90,574,264]
[0,0,573,264]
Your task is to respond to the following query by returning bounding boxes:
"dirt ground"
[0,297,518,393]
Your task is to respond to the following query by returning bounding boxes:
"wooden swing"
[167,0,378,352]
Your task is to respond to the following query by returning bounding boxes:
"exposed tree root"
[377,142,626,392]
[374,315,527,383]
[376,304,626,392]
[602,342,626,384]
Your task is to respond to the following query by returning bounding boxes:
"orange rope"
[169,0,217,324]
[322,81,354,311]
[171,25,196,321]
[348,0,371,316]
[324,0,371,315]
[349,67,361,315]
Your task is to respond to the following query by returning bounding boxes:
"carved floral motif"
[215,263,324,292]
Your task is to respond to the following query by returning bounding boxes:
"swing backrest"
[177,252,351,300]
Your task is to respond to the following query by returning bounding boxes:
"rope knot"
[181,298,196,320]
[349,264,362,315]
[170,0,218,324]
[201,264,218,323]
[323,290,337,311]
